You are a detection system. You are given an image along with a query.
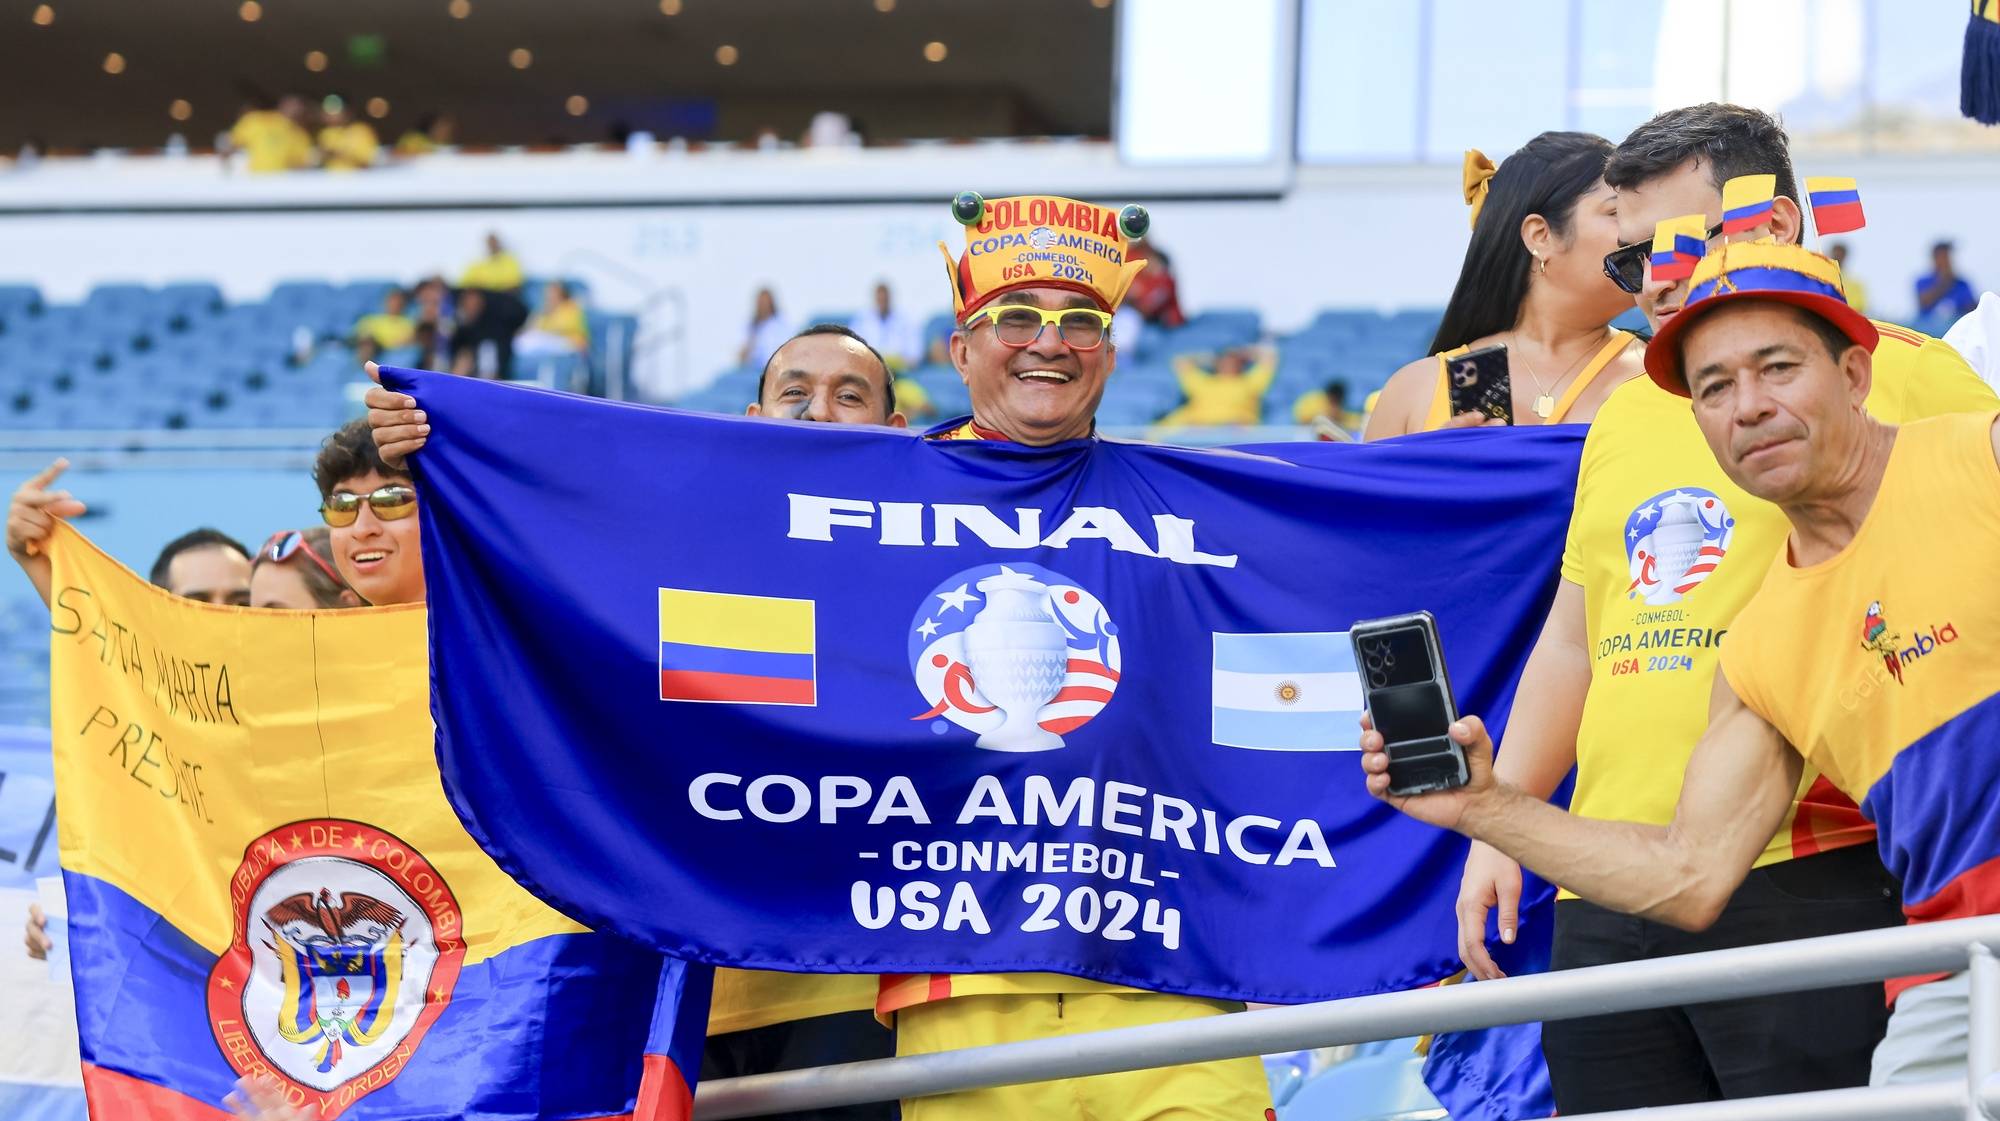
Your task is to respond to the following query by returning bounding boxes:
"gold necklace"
[1513,328,1611,419]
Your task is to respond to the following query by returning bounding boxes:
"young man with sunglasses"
[313,419,426,607]
[1450,103,1997,1112]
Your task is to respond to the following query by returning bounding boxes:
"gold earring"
[1531,251,1545,275]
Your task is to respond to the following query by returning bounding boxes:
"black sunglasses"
[1603,220,1725,294]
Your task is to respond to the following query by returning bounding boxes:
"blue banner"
[391,367,1582,1005]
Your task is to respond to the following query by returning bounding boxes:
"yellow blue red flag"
[45,524,708,1121]
[1720,173,1777,235]
[1650,214,1709,282]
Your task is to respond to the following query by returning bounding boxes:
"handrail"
[693,914,2000,1120]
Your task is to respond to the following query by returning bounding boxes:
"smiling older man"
[869,191,1275,1121]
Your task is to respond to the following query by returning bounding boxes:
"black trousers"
[701,1011,900,1121]
[1543,843,1903,1112]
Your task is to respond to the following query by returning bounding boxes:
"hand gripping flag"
[44,525,708,1121]
[1720,174,1777,235]
[1806,176,1867,235]
[1650,214,1709,282]
[387,367,1583,1022]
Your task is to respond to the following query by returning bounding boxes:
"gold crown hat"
[937,191,1151,319]
[1644,241,1879,396]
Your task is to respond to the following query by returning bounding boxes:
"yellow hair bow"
[1462,148,1497,231]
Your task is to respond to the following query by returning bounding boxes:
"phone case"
[1349,611,1468,796]
[1445,345,1513,425]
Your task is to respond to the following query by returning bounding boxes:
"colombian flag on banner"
[657,588,816,706]
[45,525,708,1121]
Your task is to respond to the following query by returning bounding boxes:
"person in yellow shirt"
[227,95,313,174]
[1291,378,1364,433]
[394,112,454,158]
[316,99,380,171]
[1827,241,1869,314]
[515,281,590,358]
[1157,345,1276,428]
[1452,104,1997,1114]
[461,233,525,293]
[1368,238,2000,1092]
[351,288,415,362]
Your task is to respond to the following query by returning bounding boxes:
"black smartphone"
[1349,611,1466,796]
[1445,344,1513,425]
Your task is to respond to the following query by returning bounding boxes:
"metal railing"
[693,915,2000,1121]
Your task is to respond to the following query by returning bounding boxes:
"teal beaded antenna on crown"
[1118,204,1150,240]
[951,190,986,225]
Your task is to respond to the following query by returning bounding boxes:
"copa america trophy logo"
[909,563,1121,751]
[1624,487,1736,604]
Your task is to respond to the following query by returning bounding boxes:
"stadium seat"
[1279,1040,1445,1121]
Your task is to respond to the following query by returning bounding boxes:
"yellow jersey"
[354,312,415,350]
[709,968,879,1036]
[1160,354,1275,428]
[317,122,380,171]
[1561,322,1995,881]
[1721,411,2000,1000]
[461,252,525,293]
[228,110,312,173]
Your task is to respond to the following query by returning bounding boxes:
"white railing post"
[1970,943,2000,1121]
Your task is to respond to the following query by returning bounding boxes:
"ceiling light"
[565,95,589,116]
[102,52,126,75]
[715,44,738,66]
[238,0,262,21]
[874,0,896,10]
[169,99,192,121]
[923,41,948,62]
[31,5,53,27]
[305,50,328,72]
[509,47,532,69]
[366,97,390,119]
[659,0,682,13]
[1091,0,1112,8]
[448,0,472,17]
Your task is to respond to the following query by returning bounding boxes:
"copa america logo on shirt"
[908,563,1121,751]
[1624,487,1736,605]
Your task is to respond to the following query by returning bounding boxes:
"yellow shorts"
[895,992,1273,1121]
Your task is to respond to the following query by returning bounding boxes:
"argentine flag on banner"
[1211,631,1364,750]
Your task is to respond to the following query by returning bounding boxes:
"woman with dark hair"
[1365,132,1643,439]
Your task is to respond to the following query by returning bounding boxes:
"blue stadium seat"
[1279,1041,1445,1121]
[158,281,225,316]
[0,283,43,319]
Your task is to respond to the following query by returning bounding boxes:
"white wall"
[0,152,1993,399]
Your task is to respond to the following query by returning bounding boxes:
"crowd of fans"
[346,232,589,380]
[10,97,2000,1121]
[222,94,456,173]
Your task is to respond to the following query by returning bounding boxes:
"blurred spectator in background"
[413,274,456,326]
[461,232,525,294]
[352,287,415,363]
[395,112,456,157]
[893,378,938,423]
[225,93,313,173]
[850,281,921,370]
[450,288,523,378]
[316,96,380,171]
[1915,240,1978,330]
[1122,241,1184,327]
[249,528,360,610]
[738,286,792,368]
[803,111,858,148]
[1293,378,1364,432]
[1827,241,1869,314]
[1158,345,1277,428]
[1367,133,1641,438]
[516,281,590,359]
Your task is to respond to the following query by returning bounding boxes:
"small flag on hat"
[1721,174,1777,235]
[1806,177,1866,235]
[1649,214,1708,282]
